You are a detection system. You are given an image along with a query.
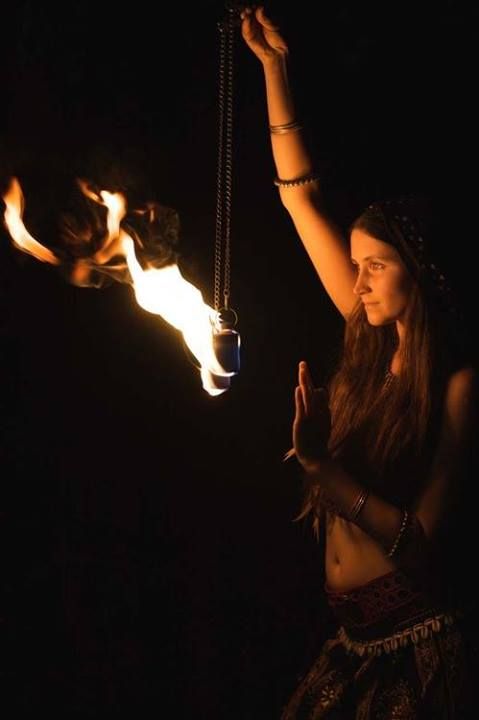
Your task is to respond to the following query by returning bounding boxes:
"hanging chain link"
[214,6,235,313]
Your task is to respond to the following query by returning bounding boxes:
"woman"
[241,7,477,718]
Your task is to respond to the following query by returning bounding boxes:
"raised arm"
[241,6,357,317]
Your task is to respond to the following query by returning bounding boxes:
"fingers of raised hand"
[240,7,267,45]
[256,7,288,52]
[240,9,254,39]
[241,6,287,56]
[299,362,314,416]
[295,385,305,419]
[256,6,280,31]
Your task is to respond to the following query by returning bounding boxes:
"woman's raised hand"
[292,361,331,472]
[240,6,288,64]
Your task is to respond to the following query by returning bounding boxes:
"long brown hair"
[299,199,464,533]
[328,284,433,487]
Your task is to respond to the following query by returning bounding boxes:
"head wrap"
[353,196,455,313]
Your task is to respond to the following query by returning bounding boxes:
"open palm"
[293,361,331,471]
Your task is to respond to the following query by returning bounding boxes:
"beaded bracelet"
[387,509,409,558]
[274,173,320,188]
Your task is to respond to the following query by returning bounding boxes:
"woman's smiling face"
[350,228,414,326]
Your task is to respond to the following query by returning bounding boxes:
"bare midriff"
[325,513,397,592]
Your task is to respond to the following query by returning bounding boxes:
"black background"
[1,1,477,717]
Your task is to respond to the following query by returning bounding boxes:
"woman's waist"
[325,567,446,642]
[325,554,396,592]
[325,528,396,592]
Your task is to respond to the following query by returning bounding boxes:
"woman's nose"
[353,270,370,296]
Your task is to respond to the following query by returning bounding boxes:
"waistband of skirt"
[325,568,438,640]
[337,611,457,657]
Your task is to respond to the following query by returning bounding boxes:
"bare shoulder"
[448,365,477,387]
[441,365,477,444]
[415,366,477,536]
[445,365,477,410]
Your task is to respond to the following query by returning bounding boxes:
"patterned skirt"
[280,569,472,719]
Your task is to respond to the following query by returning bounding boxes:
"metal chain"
[214,18,225,312]
[214,6,235,312]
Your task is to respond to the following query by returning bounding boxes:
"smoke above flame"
[3,177,235,395]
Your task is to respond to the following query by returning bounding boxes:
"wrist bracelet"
[269,120,303,134]
[348,488,369,521]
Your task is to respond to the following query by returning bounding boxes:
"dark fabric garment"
[326,569,437,642]
[280,570,473,719]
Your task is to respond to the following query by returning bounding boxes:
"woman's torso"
[325,512,397,591]
[322,356,471,593]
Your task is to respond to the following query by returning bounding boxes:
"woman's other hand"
[293,361,331,472]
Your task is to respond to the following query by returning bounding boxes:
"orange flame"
[3,178,60,264]
[3,177,233,395]
[123,232,230,395]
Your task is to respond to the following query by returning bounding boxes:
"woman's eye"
[370,262,385,271]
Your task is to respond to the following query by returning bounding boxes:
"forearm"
[262,57,316,182]
[259,56,356,317]
[307,460,428,564]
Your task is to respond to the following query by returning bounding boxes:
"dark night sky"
[1,1,478,717]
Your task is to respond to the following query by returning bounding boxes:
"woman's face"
[350,229,414,326]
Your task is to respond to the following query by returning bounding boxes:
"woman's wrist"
[262,50,288,70]
[262,53,289,88]
[303,461,322,477]
[302,455,333,480]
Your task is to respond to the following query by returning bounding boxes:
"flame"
[2,177,233,395]
[3,178,60,264]
[122,232,230,395]
[77,180,127,265]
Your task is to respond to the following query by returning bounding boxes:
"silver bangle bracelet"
[348,488,369,521]
[269,120,303,134]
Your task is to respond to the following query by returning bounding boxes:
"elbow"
[279,184,322,212]
[415,509,434,542]
[390,511,431,570]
